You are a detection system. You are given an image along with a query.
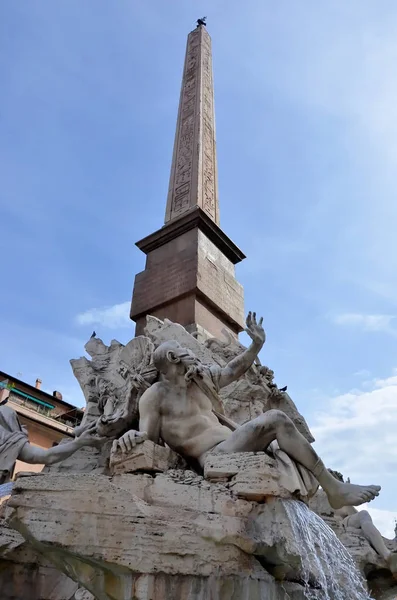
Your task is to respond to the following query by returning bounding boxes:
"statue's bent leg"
[211,412,279,454]
[353,511,392,564]
[213,410,381,509]
[214,410,321,465]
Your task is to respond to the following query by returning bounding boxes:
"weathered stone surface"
[71,335,156,439]
[375,588,397,600]
[112,471,253,517]
[145,316,217,364]
[7,474,264,578]
[6,473,312,599]
[309,489,397,582]
[110,440,186,474]
[43,442,111,476]
[205,450,276,479]
[220,379,270,425]
[0,514,25,555]
[230,471,293,502]
[0,516,78,600]
[70,338,125,427]
[90,573,307,600]
[204,452,294,501]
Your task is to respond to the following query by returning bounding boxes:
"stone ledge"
[135,206,246,265]
[109,440,186,475]
[204,452,293,501]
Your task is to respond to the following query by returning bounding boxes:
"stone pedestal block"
[204,452,293,501]
[109,440,185,475]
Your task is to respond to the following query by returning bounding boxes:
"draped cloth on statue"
[0,405,28,484]
[198,365,319,501]
[267,441,319,501]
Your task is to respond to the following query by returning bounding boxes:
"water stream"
[282,499,373,600]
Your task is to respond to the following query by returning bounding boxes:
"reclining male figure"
[114,312,380,510]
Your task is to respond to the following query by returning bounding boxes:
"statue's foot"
[326,481,381,509]
[387,553,397,578]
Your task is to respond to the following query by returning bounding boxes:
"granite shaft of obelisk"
[130,23,245,339]
[165,24,219,225]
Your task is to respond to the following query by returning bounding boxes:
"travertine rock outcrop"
[309,489,397,596]
[0,514,79,600]
[6,469,310,600]
[0,315,388,599]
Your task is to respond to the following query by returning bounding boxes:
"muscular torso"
[151,381,232,459]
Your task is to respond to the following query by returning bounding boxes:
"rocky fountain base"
[1,316,396,599]
[0,441,376,600]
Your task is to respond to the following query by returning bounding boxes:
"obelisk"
[131,20,246,340]
[165,19,219,225]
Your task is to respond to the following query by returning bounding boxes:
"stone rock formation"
[0,315,390,599]
[309,489,397,599]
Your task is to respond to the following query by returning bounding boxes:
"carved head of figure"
[152,341,199,377]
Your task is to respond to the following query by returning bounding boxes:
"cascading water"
[282,499,373,600]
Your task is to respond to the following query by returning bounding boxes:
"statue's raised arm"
[216,311,266,389]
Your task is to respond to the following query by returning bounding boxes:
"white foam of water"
[282,499,373,600]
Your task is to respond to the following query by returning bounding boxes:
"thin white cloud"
[75,301,131,329]
[353,369,371,378]
[311,370,397,537]
[332,313,397,335]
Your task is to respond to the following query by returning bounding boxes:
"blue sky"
[1,1,397,536]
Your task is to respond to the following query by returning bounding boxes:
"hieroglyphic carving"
[168,30,199,219]
[201,29,217,221]
[166,27,219,224]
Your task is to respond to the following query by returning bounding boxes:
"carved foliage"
[71,336,156,435]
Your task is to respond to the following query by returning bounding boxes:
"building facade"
[0,371,83,478]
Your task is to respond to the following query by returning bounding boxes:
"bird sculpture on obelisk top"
[131,20,246,340]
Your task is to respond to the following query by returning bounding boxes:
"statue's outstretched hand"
[112,430,148,454]
[245,311,266,347]
[77,428,108,448]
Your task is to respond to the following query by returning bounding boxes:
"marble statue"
[331,471,397,576]
[204,327,262,367]
[0,403,103,484]
[71,336,156,439]
[205,329,315,443]
[114,312,381,510]
[257,366,315,443]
